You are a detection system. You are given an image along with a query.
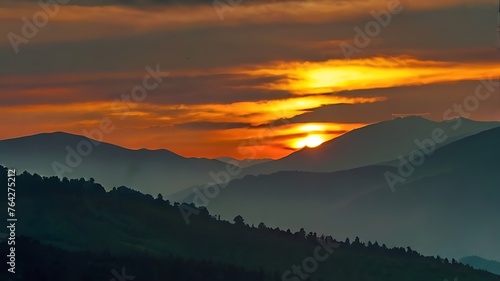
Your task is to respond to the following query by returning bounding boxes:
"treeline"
[0,165,499,281]
[0,167,471,263]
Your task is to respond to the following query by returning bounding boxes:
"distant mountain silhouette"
[244,117,500,176]
[179,126,500,262]
[0,132,237,196]
[461,256,500,275]
[216,157,273,168]
[1,117,496,197]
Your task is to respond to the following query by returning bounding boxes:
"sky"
[1,0,500,159]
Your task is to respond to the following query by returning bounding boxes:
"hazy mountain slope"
[2,166,499,281]
[406,125,500,181]
[216,157,273,168]
[461,256,500,275]
[0,132,236,196]
[2,117,496,197]
[182,126,500,261]
[245,117,500,175]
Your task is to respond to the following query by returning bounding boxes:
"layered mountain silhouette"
[1,117,499,264]
[460,256,500,275]
[244,117,500,175]
[1,166,499,281]
[0,132,237,196]
[178,125,500,262]
[216,157,273,168]
[1,117,497,198]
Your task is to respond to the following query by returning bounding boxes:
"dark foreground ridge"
[0,165,498,281]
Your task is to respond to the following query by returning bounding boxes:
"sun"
[295,135,325,149]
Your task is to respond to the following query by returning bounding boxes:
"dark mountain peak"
[0,131,184,158]
[0,131,236,196]
[391,115,430,122]
[0,131,102,152]
[369,115,435,128]
[246,117,500,176]
[307,116,436,151]
[2,131,84,142]
[135,147,184,159]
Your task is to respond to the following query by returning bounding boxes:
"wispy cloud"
[241,56,500,94]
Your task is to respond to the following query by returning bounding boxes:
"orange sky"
[1,0,500,159]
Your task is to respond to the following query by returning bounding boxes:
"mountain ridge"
[2,165,499,281]
[243,117,500,175]
[0,131,237,196]
[177,125,500,261]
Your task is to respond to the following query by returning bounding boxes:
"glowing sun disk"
[296,135,324,148]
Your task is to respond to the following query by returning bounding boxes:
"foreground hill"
[178,126,500,261]
[0,165,498,281]
[1,237,267,281]
[0,132,235,196]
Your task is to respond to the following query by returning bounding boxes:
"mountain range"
[0,132,236,196]
[243,116,500,175]
[2,166,499,281]
[176,120,500,262]
[1,117,499,263]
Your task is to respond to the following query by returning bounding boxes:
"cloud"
[174,121,252,130]
[2,0,499,159]
[0,90,379,159]
[18,0,270,7]
[0,72,292,108]
[288,80,500,124]
[3,0,495,40]
[240,56,500,95]
[0,2,496,78]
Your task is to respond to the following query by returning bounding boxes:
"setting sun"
[295,135,325,148]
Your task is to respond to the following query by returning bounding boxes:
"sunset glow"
[244,58,500,95]
[294,135,326,149]
[2,0,499,274]
[1,0,499,159]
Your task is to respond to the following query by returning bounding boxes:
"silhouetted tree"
[233,215,244,226]
[156,193,164,201]
[297,228,306,239]
[345,237,351,246]
[306,232,317,242]
[198,207,210,217]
